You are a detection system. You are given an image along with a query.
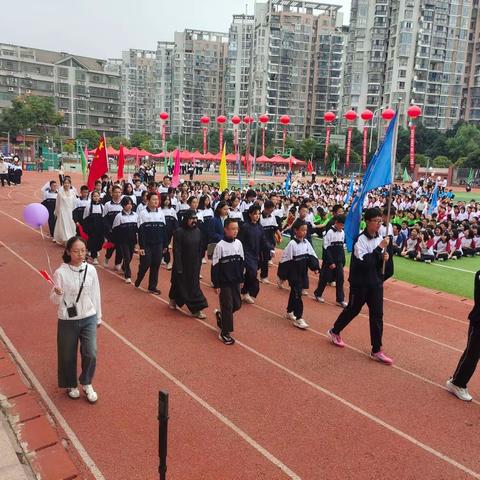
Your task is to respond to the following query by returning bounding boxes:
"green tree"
[130,131,152,147]
[446,124,480,162]
[109,136,130,149]
[400,153,430,169]
[300,138,317,161]
[63,139,75,155]
[432,155,451,168]
[76,129,100,148]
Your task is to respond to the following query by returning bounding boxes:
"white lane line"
[0,240,301,480]
[0,324,106,480]
[430,263,476,274]
[3,210,480,478]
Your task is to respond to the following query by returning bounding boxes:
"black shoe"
[134,280,141,288]
[148,288,161,295]
[218,332,235,345]
[214,309,222,329]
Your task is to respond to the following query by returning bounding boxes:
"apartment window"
[58,67,68,78]
[399,69,406,77]
[398,81,405,89]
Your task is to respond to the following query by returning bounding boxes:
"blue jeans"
[57,314,97,388]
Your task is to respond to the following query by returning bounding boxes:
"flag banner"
[117,144,125,180]
[346,127,353,168]
[402,167,411,183]
[409,124,416,170]
[344,112,398,251]
[203,127,207,155]
[219,127,223,154]
[429,183,438,215]
[79,145,88,181]
[282,128,287,150]
[39,270,55,286]
[362,127,368,169]
[87,135,108,191]
[330,158,336,176]
[162,123,166,147]
[262,127,266,156]
[234,128,238,154]
[219,143,228,191]
[285,170,292,194]
[344,175,355,205]
[324,126,331,166]
[467,168,474,185]
[171,149,181,188]
[307,160,313,174]
[236,150,242,189]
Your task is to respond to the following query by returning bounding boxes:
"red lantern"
[344,110,357,168]
[231,115,241,125]
[159,112,169,149]
[381,108,395,121]
[200,116,210,154]
[159,112,169,121]
[231,115,241,154]
[360,110,373,169]
[243,115,253,124]
[324,111,336,123]
[279,115,290,150]
[259,114,269,156]
[259,114,269,124]
[324,112,336,166]
[407,105,422,170]
[217,115,226,152]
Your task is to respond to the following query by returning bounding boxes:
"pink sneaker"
[370,351,393,365]
[327,329,345,348]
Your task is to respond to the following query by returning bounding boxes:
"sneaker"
[214,309,222,329]
[82,384,98,403]
[168,299,177,310]
[425,259,432,264]
[166,263,172,271]
[67,387,80,399]
[331,281,336,287]
[125,278,132,284]
[193,311,206,320]
[202,258,207,264]
[452,256,458,260]
[134,280,141,288]
[259,277,271,284]
[314,295,325,303]
[218,332,235,345]
[285,312,296,321]
[148,288,161,295]
[268,260,274,266]
[92,258,99,265]
[327,328,345,347]
[293,318,309,329]
[242,293,255,304]
[336,301,348,308]
[103,258,109,268]
[438,258,444,262]
[446,379,473,402]
[277,278,285,289]
[161,259,167,265]
[301,289,308,296]
[114,264,122,272]
[370,351,393,365]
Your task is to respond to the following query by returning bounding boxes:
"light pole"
[1,131,10,155]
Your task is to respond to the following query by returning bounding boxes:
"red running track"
[0,172,479,480]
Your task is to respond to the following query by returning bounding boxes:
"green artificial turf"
[279,236,477,299]
[451,190,480,203]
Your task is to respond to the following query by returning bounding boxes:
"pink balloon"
[23,203,49,228]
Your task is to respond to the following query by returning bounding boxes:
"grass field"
[452,190,480,203]
[279,236,478,299]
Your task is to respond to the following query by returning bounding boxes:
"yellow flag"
[219,142,228,191]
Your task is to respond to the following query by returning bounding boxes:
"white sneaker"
[446,379,472,402]
[67,388,80,399]
[92,258,99,265]
[202,258,207,264]
[277,278,285,289]
[425,259,432,264]
[293,318,309,329]
[82,384,98,403]
[103,258,109,268]
[301,289,308,296]
[314,295,325,303]
[125,278,132,284]
[166,263,172,270]
[193,311,207,320]
[259,277,271,284]
[268,260,274,266]
[114,264,122,272]
[336,301,348,308]
[242,294,255,304]
[330,281,336,287]
[285,312,296,321]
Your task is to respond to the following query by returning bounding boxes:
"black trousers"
[452,322,480,388]
[0,173,9,186]
[241,266,259,298]
[287,286,303,318]
[136,244,162,290]
[219,284,241,333]
[436,252,449,261]
[105,232,123,265]
[314,264,344,302]
[118,243,134,279]
[259,250,270,279]
[332,285,384,353]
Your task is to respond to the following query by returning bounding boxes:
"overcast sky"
[2,0,350,60]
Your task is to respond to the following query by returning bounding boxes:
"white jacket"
[50,263,102,323]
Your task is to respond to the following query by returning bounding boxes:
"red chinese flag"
[117,143,125,180]
[87,136,108,191]
[307,160,313,174]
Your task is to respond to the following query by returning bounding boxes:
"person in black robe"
[168,209,208,319]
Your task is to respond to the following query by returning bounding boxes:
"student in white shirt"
[50,236,102,403]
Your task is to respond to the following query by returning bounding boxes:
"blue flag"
[344,174,355,205]
[344,112,398,251]
[285,170,292,194]
[429,183,438,215]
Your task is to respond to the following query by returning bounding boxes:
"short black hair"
[364,207,382,221]
[80,185,89,192]
[147,192,159,201]
[264,199,275,210]
[334,214,346,224]
[292,219,307,230]
[248,204,261,215]
[112,185,122,193]
[224,218,238,228]
[121,196,134,207]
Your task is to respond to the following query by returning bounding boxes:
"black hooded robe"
[169,222,208,314]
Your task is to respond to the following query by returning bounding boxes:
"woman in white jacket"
[50,236,102,403]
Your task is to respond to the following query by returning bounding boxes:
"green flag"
[330,158,336,176]
[79,144,88,181]
[467,168,474,185]
[402,167,411,182]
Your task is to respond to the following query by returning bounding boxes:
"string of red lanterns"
[323,111,336,167]
[344,110,357,168]
[200,115,210,155]
[243,115,253,175]
[231,115,241,154]
[407,105,422,171]
[360,109,373,169]
[259,114,269,156]
[216,115,226,153]
[159,112,169,150]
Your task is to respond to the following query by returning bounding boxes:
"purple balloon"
[23,203,49,228]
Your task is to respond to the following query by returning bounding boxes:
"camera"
[66,305,78,318]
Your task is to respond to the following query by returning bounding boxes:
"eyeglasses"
[70,250,86,254]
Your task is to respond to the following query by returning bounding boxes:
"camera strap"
[64,264,88,307]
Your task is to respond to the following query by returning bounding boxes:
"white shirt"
[50,263,102,323]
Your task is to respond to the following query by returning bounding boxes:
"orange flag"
[87,136,108,190]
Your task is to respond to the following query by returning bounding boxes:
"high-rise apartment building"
[0,43,123,137]
[343,0,471,130]
[171,29,228,139]
[250,0,345,143]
